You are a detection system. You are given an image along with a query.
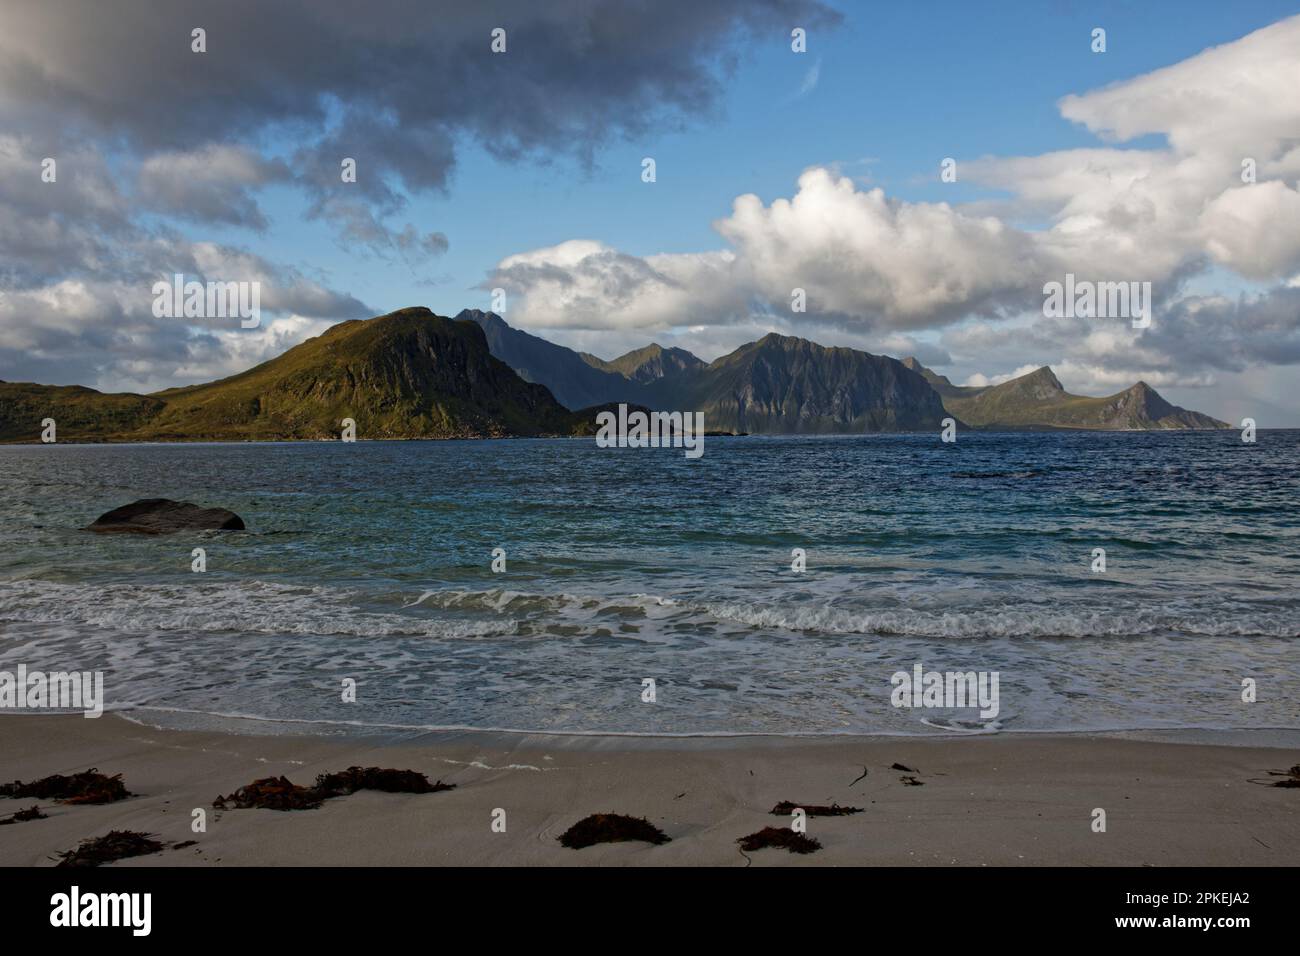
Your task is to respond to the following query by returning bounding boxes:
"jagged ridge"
[644,333,950,434]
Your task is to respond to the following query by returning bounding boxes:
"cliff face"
[470,316,951,432]
[461,309,648,410]
[646,334,951,434]
[902,359,1229,430]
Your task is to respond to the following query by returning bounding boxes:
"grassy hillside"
[0,383,164,442]
[1,308,598,442]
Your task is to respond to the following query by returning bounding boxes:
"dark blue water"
[0,431,1296,736]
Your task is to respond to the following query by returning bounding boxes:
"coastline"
[1,714,1295,866]
[0,426,1246,445]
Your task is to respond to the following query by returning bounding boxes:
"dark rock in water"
[87,498,244,534]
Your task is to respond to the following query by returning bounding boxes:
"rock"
[86,498,245,534]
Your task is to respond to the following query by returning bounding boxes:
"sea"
[1,431,1296,739]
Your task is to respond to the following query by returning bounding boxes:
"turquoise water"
[0,431,1296,736]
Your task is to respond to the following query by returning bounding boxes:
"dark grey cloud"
[1,1,838,157]
[137,146,293,231]
[0,0,838,388]
[1140,286,1300,372]
[0,0,839,251]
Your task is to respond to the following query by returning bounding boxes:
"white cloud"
[1199,180,1300,278]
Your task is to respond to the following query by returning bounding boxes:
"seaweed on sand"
[0,805,46,825]
[0,768,130,804]
[213,775,324,811]
[770,801,863,817]
[736,827,821,854]
[1249,763,1300,788]
[314,766,454,796]
[558,813,671,849]
[214,767,454,811]
[56,830,165,868]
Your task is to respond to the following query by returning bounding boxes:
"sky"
[2,0,1299,424]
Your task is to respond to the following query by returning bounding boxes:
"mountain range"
[0,307,1228,442]
[462,310,1226,433]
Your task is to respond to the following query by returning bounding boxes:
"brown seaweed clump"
[213,775,324,811]
[1250,763,1300,788]
[56,830,165,868]
[214,767,454,811]
[315,766,454,796]
[770,801,863,817]
[558,813,671,849]
[0,768,130,805]
[0,805,46,825]
[736,827,822,854]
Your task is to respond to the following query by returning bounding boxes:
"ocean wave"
[694,598,1299,639]
[1,579,1295,642]
[0,579,517,639]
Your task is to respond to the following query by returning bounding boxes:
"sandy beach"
[0,714,1295,866]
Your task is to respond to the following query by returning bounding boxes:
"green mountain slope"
[901,358,1229,430]
[1,308,593,441]
[0,382,164,442]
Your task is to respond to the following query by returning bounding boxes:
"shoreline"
[0,426,1252,446]
[107,707,1300,749]
[1,714,1295,866]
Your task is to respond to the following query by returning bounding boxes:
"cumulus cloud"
[1199,181,1300,279]
[489,240,747,333]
